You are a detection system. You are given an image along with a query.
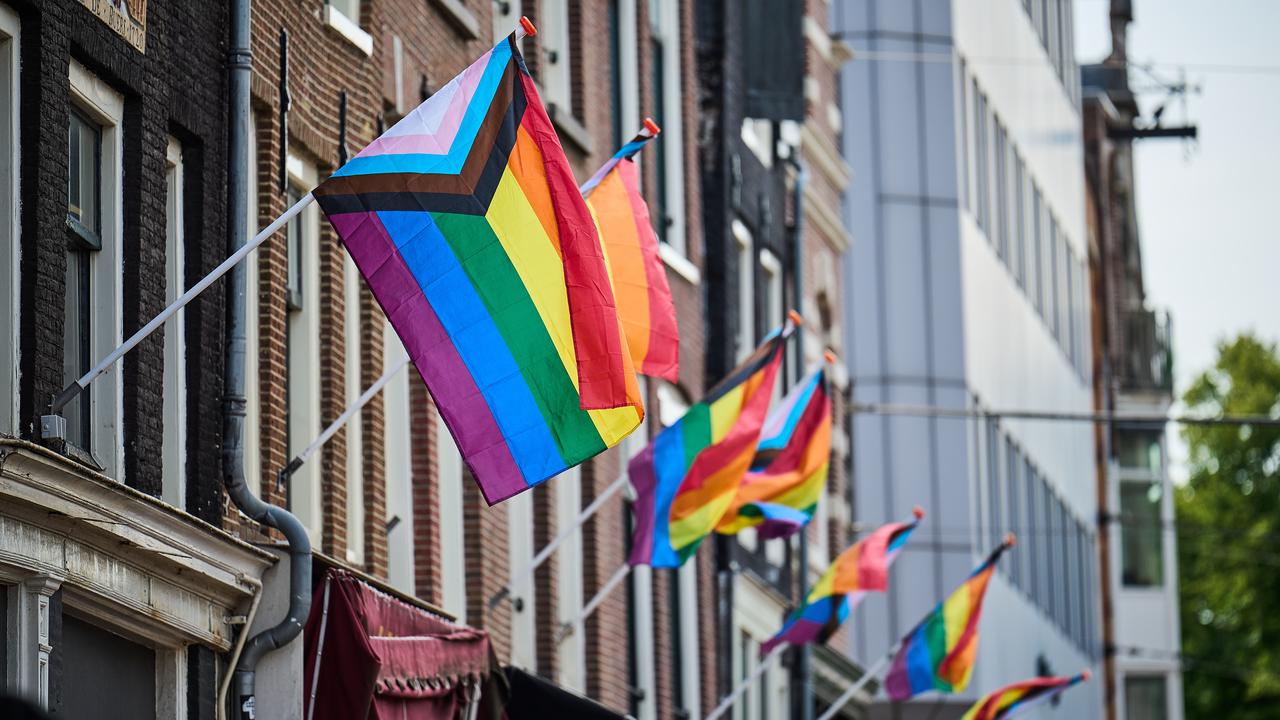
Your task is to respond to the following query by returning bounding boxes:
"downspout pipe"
[224,1,312,718]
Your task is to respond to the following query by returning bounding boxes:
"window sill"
[323,6,373,57]
[659,242,700,285]
[430,0,480,39]
[547,103,595,156]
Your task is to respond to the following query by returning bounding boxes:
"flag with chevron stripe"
[313,24,643,505]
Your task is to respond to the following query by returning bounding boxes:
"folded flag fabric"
[581,120,680,383]
[313,22,642,505]
[884,535,1016,700]
[716,362,832,540]
[759,509,923,655]
[629,328,790,568]
[959,672,1090,720]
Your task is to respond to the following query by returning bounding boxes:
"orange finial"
[644,117,662,136]
[1004,532,1017,547]
[519,16,538,37]
[787,309,804,326]
[912,506,925,520]
[823,349,837,364]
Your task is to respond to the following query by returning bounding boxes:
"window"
[608,0,641,149]
[285,155,321,542]
[385,322,414,592]
[1,4,17,435]
[1021,457,1037,598]
[1004,439,1021,588]
[493,0,522,44]
[66,60,124,479]
[1065,246,1077,368]
[438,416,468,621]
[985,419,1002,551]
[958,59,969,214]
[161,138,186,508]
[1117,432,1163,475]
[993,122,1009,262]
[1011,153,1026,289]
[59,615,156,719]
[733,220,755,362]
[1028,184,1043,312]
[1119,479,1163,587]
[759,249,783,404]
[649,0,686,255]
[540,0,574,115]
[1030,468,1047,608]
[344,259,364,566]
[1124,675,1169,720]
[1042,485,1057,622]
[324,0,372,56]
[1045,218,1061,341]
[1056,229,1071,352]
[508,490,538,670]
[555,466,586,692]
[973,86,990,233]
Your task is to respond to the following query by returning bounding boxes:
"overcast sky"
[1074,0,1280,397]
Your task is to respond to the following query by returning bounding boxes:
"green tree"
[1178,334,1280,719]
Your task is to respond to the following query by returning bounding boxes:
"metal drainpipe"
[788,156,813,720]
[225,2,312,718]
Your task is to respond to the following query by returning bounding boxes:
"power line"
[848,401,1280,428]
[846,49,1280,77]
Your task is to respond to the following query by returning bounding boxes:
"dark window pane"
[1124,675,1169,720]
[58,614,157,720]
[1120,480,1163,586]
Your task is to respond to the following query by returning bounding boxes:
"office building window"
[437,418,468,621]
[1,5,17,435]
[162,138,186,508]
[66,60,124,478]
[1124,675,1169,720]
[1045,217,1060,341]
[973,87,990,234]
[1022,457,1037,599]
[1027,183,1043,312]
[760,249,783,404]
[958,60,970,213]
[493,0,521,43]
[993,122,1009,262]
[986,418,1002,551]
[1011,153,1026,289]
[649,0,685,254]
[1004,439,1022,589]
[1119,478,1163,586]
[555,466,586,692]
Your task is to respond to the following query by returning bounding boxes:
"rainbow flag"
[313,24,642,505]
[884,536,1015,699]
[581,120,679,383]
[759,510,923,655]
[960,672,1090,720]
[629,330,789,567]
[717,363,832,540]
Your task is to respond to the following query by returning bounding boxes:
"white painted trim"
[285,153,322,544]
[437,418,467,622]
[323,4,373,57]
[69,59,125,482]
[507,492,538,669]
[677,561,701,717]
[156,646,187,720]
[343,259,365,565]
[733,220,754,363]
[630,564,657,720]
[0,5,19,436]
[383,321,414,592]
[659,241,700,285]
[553,467,586,692]
[618,0,640,145]
[732,575,791,720]
[540,0,573,114]
[652,0,688,256]
[162,137,187,510]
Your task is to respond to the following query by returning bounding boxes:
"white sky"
[1074,0,1280,398]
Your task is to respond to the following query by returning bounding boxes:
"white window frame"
[651,0,688,259]
[285,152,322,543]
[437,417,468,622]
[492,0,522,44]
[554,466,586,692]
[245,115,261,494]
[733,219,755,363]
[540,0,574,115]
[0,3,19,436]
[624,376,657,720]
[508,491,538,669]
[657,382,701,716]
[69,59,124,481]
[343,260,365,565]
[731,578,790,720]
[323,0,372,57]
[161,138,186,509]
[384,320,414,591]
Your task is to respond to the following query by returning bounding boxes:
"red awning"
[303,569,505,720]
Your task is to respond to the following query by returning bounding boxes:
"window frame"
[384,320,415,592]
[284,152,322,542]
[161,137,186,509]
[649,0,688,259]
[539,0,575,118]
[67,59,125,481]
[1,4,19,435]
[733,219,755,363]
[343,256,365,566]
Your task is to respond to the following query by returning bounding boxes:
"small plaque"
[79,0,147,54]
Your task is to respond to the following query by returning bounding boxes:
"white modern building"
[835,0,1103,716]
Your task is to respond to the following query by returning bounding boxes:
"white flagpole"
[814,648,898,720]
[488,472,630,608]
[276,353,410,489]
[49,192,316,416]
[703,644,787,720]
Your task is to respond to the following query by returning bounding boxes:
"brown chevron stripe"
[314,56,519,199]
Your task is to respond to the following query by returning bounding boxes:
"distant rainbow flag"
[581,119,679,382]
[759,509,923,655]
[629,328,790,568]
[884,536,1015,699]
[959,672,1090,720]
[717,362,832,540]
[313,21,642,504]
